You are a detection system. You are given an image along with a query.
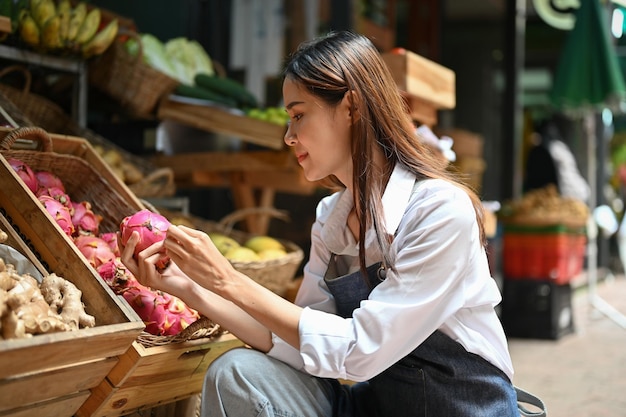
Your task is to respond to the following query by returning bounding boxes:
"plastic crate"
[501,279,574,340]
[502,224,586,284]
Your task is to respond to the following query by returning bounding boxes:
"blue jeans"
[201,339,518,417]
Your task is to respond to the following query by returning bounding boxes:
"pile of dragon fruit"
[8,157,200,336]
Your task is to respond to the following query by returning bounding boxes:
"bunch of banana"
[17,0,118,58]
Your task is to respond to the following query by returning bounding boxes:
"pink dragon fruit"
[39,195,75,237]
[36,186,72,209]
[74,235,116,268]
[121,284,200,336]
[35,170,65,193]
[119,209,171,272]
[97,257,139,291]
[100,232,120,257]
[8,158,38,193]
[71,200,102,236]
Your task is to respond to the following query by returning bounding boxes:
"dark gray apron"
[323,254,545,417]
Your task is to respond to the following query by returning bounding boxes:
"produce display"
[246,106,290,126]
[0,228,96,339]
[91,144,145,190]
[208,232,288,261]
[15,0,118,57]
[498,184,589,226]
[126,31,289,124]
[8,158,200,336]
[124,33,215,86]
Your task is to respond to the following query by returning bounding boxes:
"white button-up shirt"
[268,163,514,382]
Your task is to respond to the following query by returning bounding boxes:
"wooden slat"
[0,390,90,417]
[0,358,117,412]
[151,150,295,177]
[106,334,242,387]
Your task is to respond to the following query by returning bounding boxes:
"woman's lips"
[296,153,308,164]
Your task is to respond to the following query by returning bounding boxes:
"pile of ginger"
[0,229,95,340]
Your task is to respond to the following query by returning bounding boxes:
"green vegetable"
[164,37,214,85]
[194,73,258,109]
[174,84,237,108]
[126,34,179,81]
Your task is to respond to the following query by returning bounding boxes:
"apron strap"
[516,386,547,417]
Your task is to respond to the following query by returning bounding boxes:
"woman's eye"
[292,114,302,121]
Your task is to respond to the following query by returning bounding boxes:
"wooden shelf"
[157,98,287,150]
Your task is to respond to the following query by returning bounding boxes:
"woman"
[121,31,541,416]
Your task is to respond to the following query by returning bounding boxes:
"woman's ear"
[342,90,360,123]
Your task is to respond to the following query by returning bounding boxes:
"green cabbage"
[125,34,215,86]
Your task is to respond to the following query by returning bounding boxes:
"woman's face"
[283,78,353,187]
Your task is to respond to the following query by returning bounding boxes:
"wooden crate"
[78,334,244,417]
[0,211,143,416]
[381,49,455,110]
[0,127,244,414]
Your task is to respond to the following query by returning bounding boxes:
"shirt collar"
[381,162,415,236]
[321,163,415,254]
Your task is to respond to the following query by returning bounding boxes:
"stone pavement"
[507,273,626,417]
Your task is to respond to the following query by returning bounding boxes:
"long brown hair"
[284,31,485,274]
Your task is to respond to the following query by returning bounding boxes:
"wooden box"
[78,334,243,416]
[0,127,243,414]
[381,49,456,112]
[0,207,143,416]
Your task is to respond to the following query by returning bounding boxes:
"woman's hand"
[162,225,239,297]
[118,229,194,299]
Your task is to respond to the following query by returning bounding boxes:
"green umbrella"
[550,0,626,114]
[549,0,626,328]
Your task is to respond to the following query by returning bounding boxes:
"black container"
[500,278,575,340]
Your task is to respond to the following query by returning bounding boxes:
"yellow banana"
[40,13,62,50]
[31,0,56,28]
[74,7,100,45]
[18,10,40,48]
[82,18,118,58]
[57,0,71,44]
[67,2,87,42]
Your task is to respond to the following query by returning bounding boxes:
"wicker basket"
[0,65,72,135]
[0,126,137,232]
[88,32,179,117]
[0,66,176,198]
[157,207,304,296]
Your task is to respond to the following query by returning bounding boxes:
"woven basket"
[157,207,304,297]
[88,32,179,117]
[136,316,224,348]
[0,67,176,198]
[0,65,72,134]
[0,126,137,232]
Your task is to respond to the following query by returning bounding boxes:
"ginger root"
[41,273,96,330]
[0,257,96,339]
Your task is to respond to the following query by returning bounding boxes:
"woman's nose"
[284,124,296,146]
